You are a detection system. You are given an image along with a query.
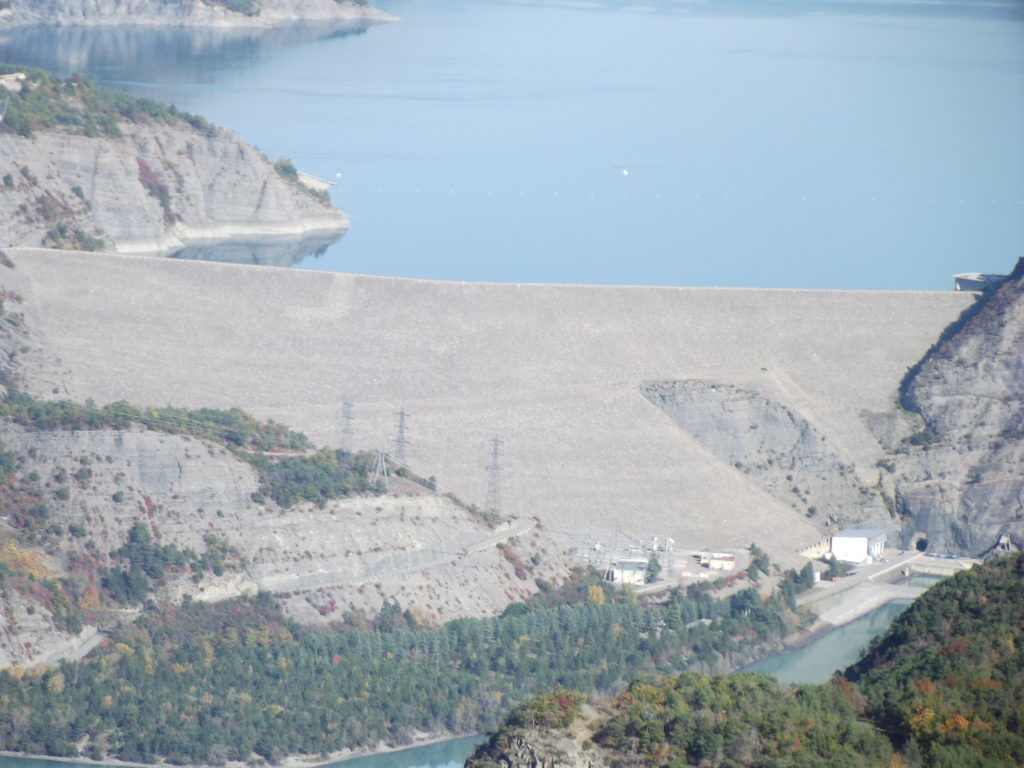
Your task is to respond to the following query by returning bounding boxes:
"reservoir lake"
[0,0,1021,288]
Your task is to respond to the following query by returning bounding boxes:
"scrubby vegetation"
[247,448,375,507]
[0,64,210,140]
[100,522,241,604]
[0,387,383,509]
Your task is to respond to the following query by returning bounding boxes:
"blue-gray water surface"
[742,599,911,684]
[0,0,1021,288]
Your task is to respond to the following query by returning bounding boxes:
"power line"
[393,408,409,464]
[485,437,502,515]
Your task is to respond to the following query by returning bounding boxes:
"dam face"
[3,249,974,563]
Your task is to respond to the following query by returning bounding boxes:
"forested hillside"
[0,576,805,763]
[466,553,1024,768]
[847,552,1024,767]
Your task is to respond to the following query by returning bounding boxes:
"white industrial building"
[831,528,887,564]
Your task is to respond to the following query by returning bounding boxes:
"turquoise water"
[336,736,485,768]
[906,573,946,588]
[742,600,911,684]
[0,735,485,768]
[0,0,1021,288]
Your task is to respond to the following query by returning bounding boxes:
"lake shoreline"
[0,734,480,768]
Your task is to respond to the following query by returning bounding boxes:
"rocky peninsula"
[0,67,349,257]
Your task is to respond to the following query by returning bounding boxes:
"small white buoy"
[622,168,629,176]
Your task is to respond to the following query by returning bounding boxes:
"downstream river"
[742,599,910,684]
[0,0,1021,287]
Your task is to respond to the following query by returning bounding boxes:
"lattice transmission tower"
[485,437,503,516]
[371,450,389,491]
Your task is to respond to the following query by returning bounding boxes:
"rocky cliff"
[0,0,394,28]
[0,70,347,255]
[0,414,573,667]
[0,292,574,667]
[880,259,1024,556]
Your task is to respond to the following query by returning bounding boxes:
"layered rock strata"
[885,260,1024,555]
[0,118,347,254]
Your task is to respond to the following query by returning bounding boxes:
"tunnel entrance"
[915,537,929,552]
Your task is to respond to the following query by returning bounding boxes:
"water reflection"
[502,0,1022,19]
[0,21,377,82]
[166,229,345,267]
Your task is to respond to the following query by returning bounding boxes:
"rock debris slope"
[642,380,881,529]
[1,249,977,564]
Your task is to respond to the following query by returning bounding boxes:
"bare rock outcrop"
[0,416,574,666]
[467,705,608,768]
[0,114,347,255]
[0,0,394,28]
[886,259,1024,555]
[642,380,884,530]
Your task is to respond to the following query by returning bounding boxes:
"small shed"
[831,528,887,564]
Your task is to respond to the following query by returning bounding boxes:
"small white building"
[831,528,887,564]
[698,552,736,571]
[0,73,27,93]
[604,559,648,585]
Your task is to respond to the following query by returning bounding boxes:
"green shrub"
[273,157,298,181]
